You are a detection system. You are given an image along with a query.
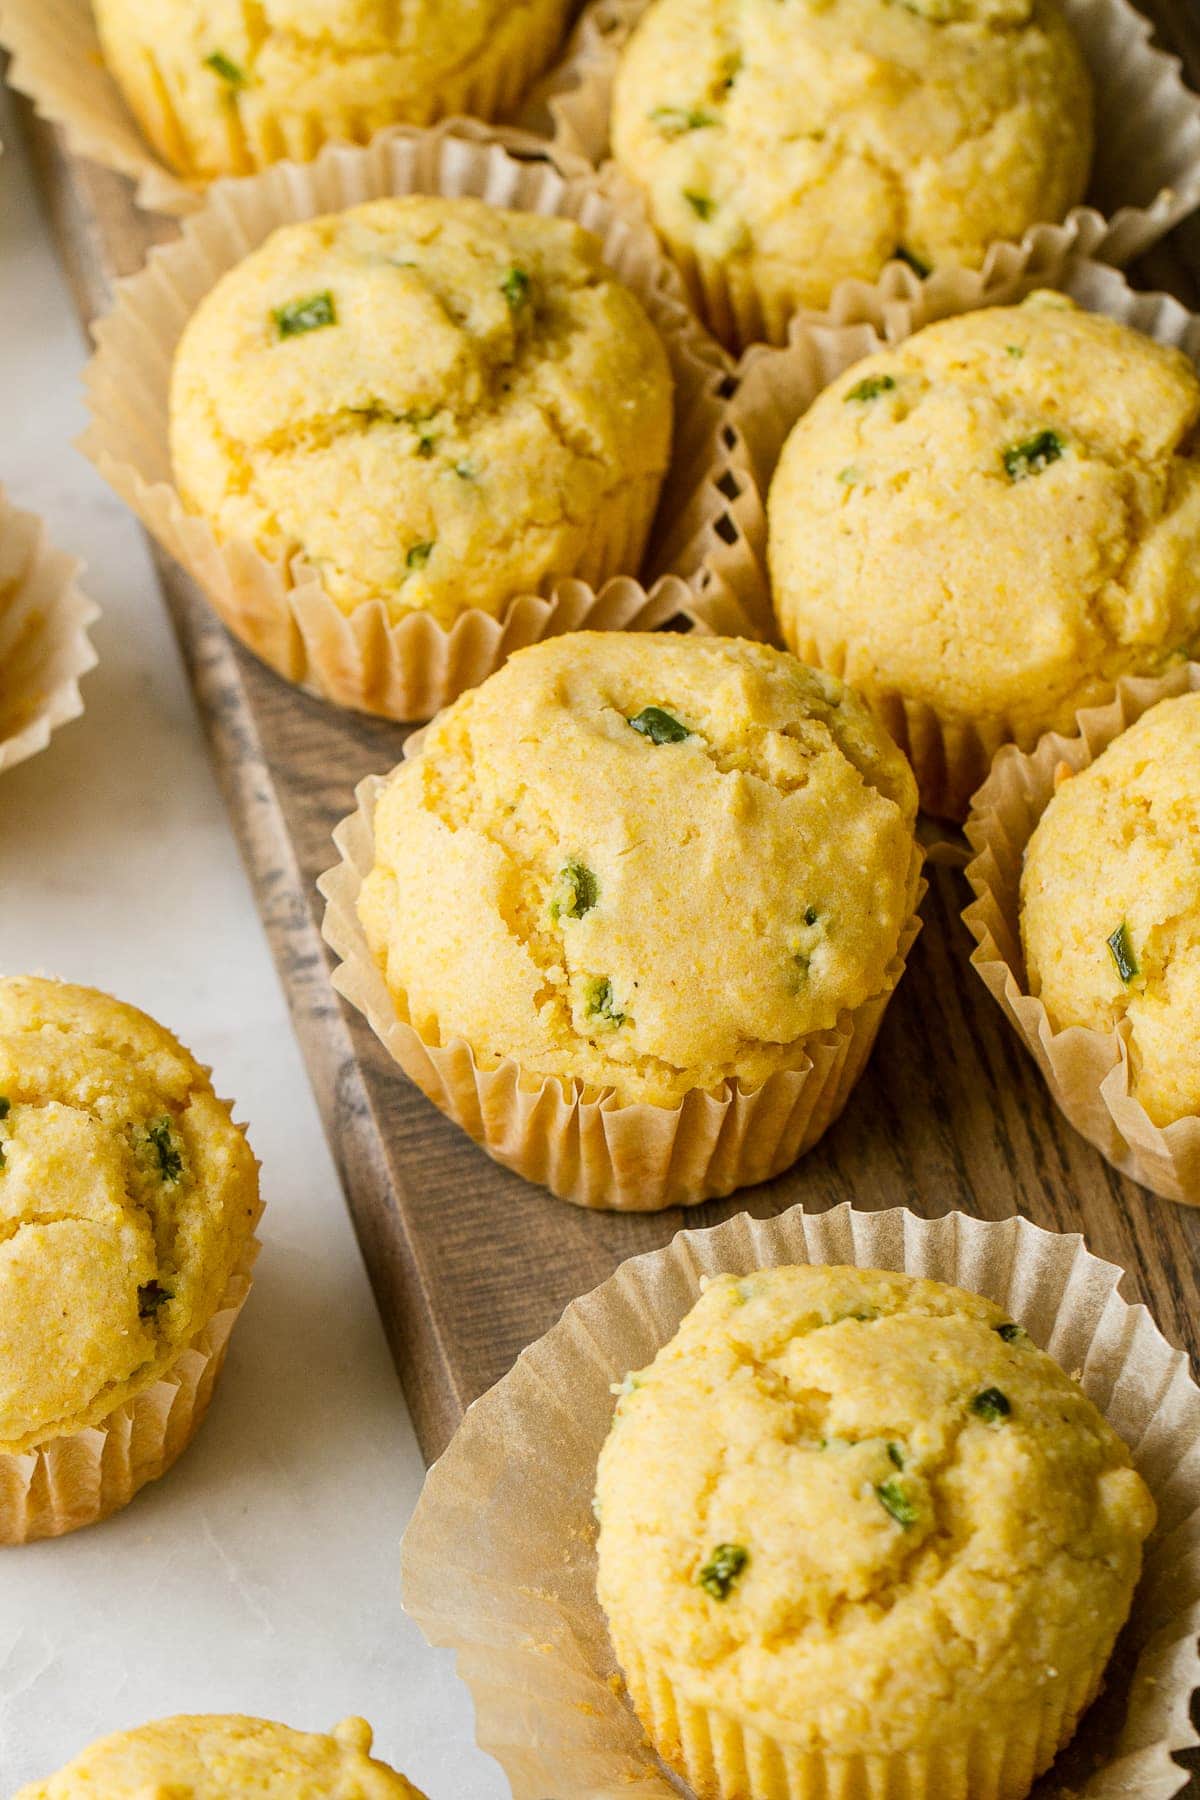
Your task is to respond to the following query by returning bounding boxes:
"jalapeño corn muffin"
[169,196,675,632]
[610,0,1093,336]
[595,1264,1156,1800]
[0,976,259,1460]
[92,0,573,184]
[15,1714,425,1799]
[358,632,920,1108]
[1021,692,1200,1130]
[768,292,1200,818]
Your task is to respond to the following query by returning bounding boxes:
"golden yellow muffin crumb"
[595,1265,1155,1796]
[358,632,920,1106]
[0,977,260,1454]
[170,197,674,631]
[93,0,572,183]
[768,293,1200,814]
[1021,692,1200,1128]
[611,0,1092,321]
[14,1714,425,1798]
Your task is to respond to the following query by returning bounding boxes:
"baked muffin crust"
[15,1714,424,1798]
[1022,691,1200,1128]
[612,0,1092,317]
[0,977,259,1453]
[358,632,920,1106]
[768,293,1200,811]
[93,0,572,182]
[170,197,674,629]
[595,1264,1154,1761]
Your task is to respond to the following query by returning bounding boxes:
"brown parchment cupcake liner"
[535,0,1200,345]
[80,121,744,722]
[701,259,1200,820]
[964,662,1200,1207]
[0,0,576,216]
[317,745,925,1211]
[0,1226,261,1545]
[401,1201,1200,1800]
[0,489,99,778]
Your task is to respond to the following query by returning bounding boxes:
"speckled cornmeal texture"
[1022,693,1200,1128]
[0,977,259,1455]
[768,293,1200,811]
[169,197,675,630]
[92,0,572,182]
[595,1266,1155,1792]
[358,634,920,1106]
[611,0,1092,316]
[15,1714,425,1799]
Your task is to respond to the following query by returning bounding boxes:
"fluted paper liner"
[401,1201,1200,1799]
[537,0,1200,345]
[0,489,99,779]
[80,122,745,720]
[318,729,924,1210]
[0,1223,261,1546]
[0,0,573,216]
[700,259,1200,819]
[964,663,1200,1207]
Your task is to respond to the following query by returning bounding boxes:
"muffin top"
[358,632,920,1106]
[0,977,260,1453]
[768,294,1200,745]
[93,0,571,181]
[170,197,674,627]
[1021,691,1200,1128]
[15,1714,424,1799]
[595,1264,1156,1752]
[611,0,1092,316]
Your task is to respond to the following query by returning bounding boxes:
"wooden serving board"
[16,0,1200,1637]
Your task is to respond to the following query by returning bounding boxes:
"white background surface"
[0,86,506,1800]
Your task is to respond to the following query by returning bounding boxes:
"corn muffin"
[15,1714,424,1798]
[92,0,573,184]
[0,975,259,1457]
[1021,692,1200,1129]
[610,0,1093,338]
[358,632,920,1108]
[595,1264,1156,1800]
[768,292,1200,817]
[169,197,675,632]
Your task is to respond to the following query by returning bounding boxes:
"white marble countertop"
[0,89,506,1800]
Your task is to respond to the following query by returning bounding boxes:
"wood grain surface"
[15,20,1200,1767]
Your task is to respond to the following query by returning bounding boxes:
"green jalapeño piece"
[876,1478,919,1529]
[1107,921,1138,984]
[1003,429,1065,482]
[628,706,690,744]
[698,1542,748,1599]
[845,374,896,404]
[970,1387,1011,1423]
[205,50,246,86]
[551,860,598,922]
[584,977,625,1028]
[137,1281,174,1319]
[273,292,336,338]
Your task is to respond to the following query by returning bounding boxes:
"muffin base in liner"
[0,489,99,778]
[400,1200,1200,1800]
[702,259,1200,820]
[964,661,1200,1207]
[0,1229,260,1545]
[80,120,742,721]
[0,0,575,216]
[318,750,925,1210]
[536,0,1200,344]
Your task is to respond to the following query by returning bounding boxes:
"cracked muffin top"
[0,977,260,1453]
[594,1264,1155,1753]
[1021,691,1200,1129]
[15,1714,424,1799]
[768,293,1200,811]
[169,197,675,629]
[93,0,573,183]
[611,0,1092,320]
[357,632,920,1106]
